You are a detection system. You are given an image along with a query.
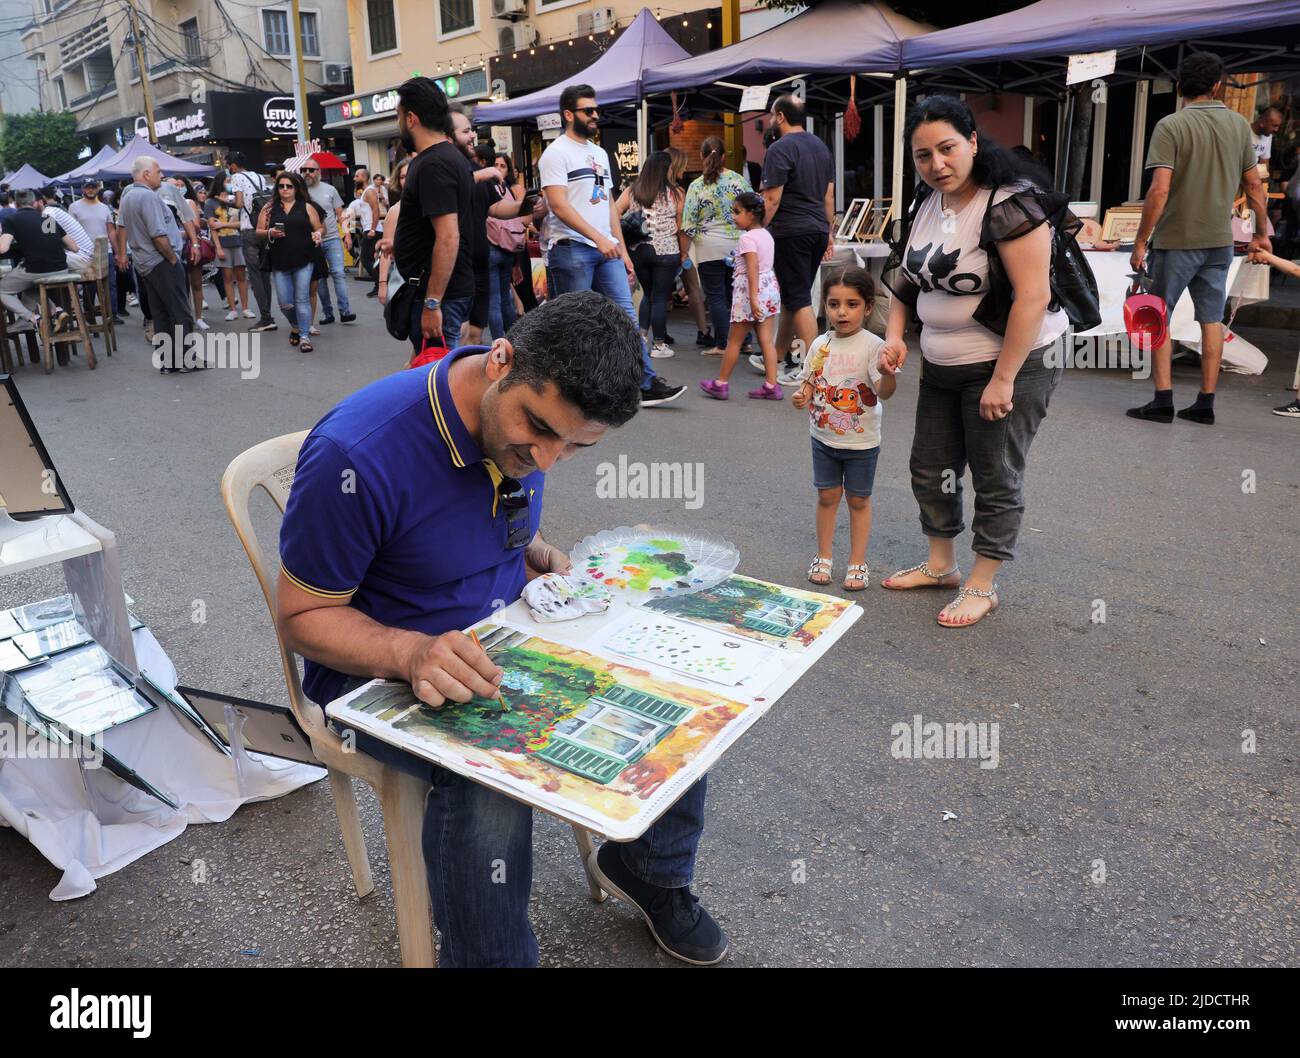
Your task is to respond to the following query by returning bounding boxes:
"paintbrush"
[470,629,509,712]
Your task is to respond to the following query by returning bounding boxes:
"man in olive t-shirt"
[1128,51,1269,426]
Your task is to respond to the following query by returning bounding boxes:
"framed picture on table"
[1100,206,1144,244]
[836,198,870,241]
[858,199,895,242]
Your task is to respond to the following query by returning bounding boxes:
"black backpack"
[242,171,273,224]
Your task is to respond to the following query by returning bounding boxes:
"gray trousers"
[0,265,62,323]
[910,341,1063,562]
[240,228,273,323]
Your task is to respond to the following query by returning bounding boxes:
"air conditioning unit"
[576,6,616,34]
[323,63,351,87]
[499,22,538,52]
[492,0,526,20]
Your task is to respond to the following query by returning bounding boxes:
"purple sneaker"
[699,379,730,400]
[748,382,784,400]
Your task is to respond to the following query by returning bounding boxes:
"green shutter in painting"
[537,738,627,784]
[741,594,820,637]
[600,685,693,724]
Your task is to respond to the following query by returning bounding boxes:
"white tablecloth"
[1080,250,1271,374]
[0,627,325,899]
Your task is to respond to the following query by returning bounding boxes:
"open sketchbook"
[327,575,860,840]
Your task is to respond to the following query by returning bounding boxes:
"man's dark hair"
[559,83,595,123]
[501,290,643,427]
[0,191,10,206]
[397,76,452,136]
[772,93,806,128]
[1260,105,1284,120]
[227,151,247,170]
[37,185,57,202]
[1179,52,1224,98]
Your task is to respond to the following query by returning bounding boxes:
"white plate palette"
[569,527,740,602]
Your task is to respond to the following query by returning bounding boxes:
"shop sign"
[263,97,301,135]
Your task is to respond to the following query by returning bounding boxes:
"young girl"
[792,268,897,591]
[1248,247,1300,416]
[698,191,783,400]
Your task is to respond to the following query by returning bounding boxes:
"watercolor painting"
[601,616,773,687]
[641,574,854,649]
[336,625,755,830]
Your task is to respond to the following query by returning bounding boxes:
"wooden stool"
[35,273,95,373]
[0,303,41,372]
[77,238,116,357]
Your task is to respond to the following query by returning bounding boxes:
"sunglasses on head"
[497,477,531,550]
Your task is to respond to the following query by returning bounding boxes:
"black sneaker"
[1126,401,1174,423]
[339,312,357,323]
[319,314,336,325]
[366,289,379,298]
[590,842,728,965]
[696,330,714,348]
[1177,405,1215,425]
[640,377,687,407]
[1272,398,1300,418]
[250,320,278,333]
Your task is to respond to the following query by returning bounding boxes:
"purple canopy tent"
[94,135,217,181]
[55,146,118,185]
[474,7,690,124]
[643,0,930,96]
[5,163,53,191]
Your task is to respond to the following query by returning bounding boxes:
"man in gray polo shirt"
[1128,51,1268,426]
[302,162,354,324]
[119,156,198,372]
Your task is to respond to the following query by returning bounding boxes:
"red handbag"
[1123,276,1168,352]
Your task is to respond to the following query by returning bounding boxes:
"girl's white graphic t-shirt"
[798,329,885,450]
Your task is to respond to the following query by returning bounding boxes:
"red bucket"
[1123,279,1168,352]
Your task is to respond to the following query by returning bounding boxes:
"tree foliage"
[0,111,87,177]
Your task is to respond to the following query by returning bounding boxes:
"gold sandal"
[937,585,999,628]
[882,561,960,590]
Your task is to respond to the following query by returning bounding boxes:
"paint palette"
[569,527,739,602]
[602,616,770,687]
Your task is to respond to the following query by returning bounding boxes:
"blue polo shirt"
[280,346,544,706]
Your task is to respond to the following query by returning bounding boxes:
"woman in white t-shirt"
[880,95,1066,629]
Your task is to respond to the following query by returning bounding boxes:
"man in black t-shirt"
[0,189,80,332]
[392,77,475,353]
[761,94,835,382]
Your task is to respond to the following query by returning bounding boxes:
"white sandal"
[882,561,960,590]
[807,556,832,586]
[843,564,868,591]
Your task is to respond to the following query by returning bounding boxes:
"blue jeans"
[407,291,472,354]
[487,244,518,340]
[547,239,655,388]
[315,237,351,317]
[423,767,709,967]
[273,263,313,335]
[697,258,734,344]
[632,244,680,342]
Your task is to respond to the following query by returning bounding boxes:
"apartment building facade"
[21,0,355,171]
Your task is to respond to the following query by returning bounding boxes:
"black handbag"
[384,267,426,342]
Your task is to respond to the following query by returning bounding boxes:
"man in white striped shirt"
[37,185,93,271]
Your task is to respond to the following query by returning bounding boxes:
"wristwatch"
[424,297,441,311]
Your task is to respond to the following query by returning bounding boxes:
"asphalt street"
[1,280,1296,967]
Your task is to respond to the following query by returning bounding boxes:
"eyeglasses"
[276,182,295,189]
[498,477,531,550]
[300,166,318,172]
[573,106,599,116]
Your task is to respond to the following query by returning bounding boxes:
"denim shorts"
[811,437,880,497]
[1148,245,1233,324]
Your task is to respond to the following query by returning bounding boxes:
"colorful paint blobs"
[602,618,771,686]
[583,546,696,593]
[642,574,852,649]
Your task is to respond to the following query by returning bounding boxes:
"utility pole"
[125,0,156,141]
[289,0,310,142]
[723,0,741,171]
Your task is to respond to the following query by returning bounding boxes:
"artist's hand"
[792,382,813,409]
[881,336,908,372]
[526,540,571,578]
[980,374,1015,421]
[421,305,444,343]
[403,630,503,708]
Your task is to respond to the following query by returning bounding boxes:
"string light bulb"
[707,21,713,28]
[682,19,688,26]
